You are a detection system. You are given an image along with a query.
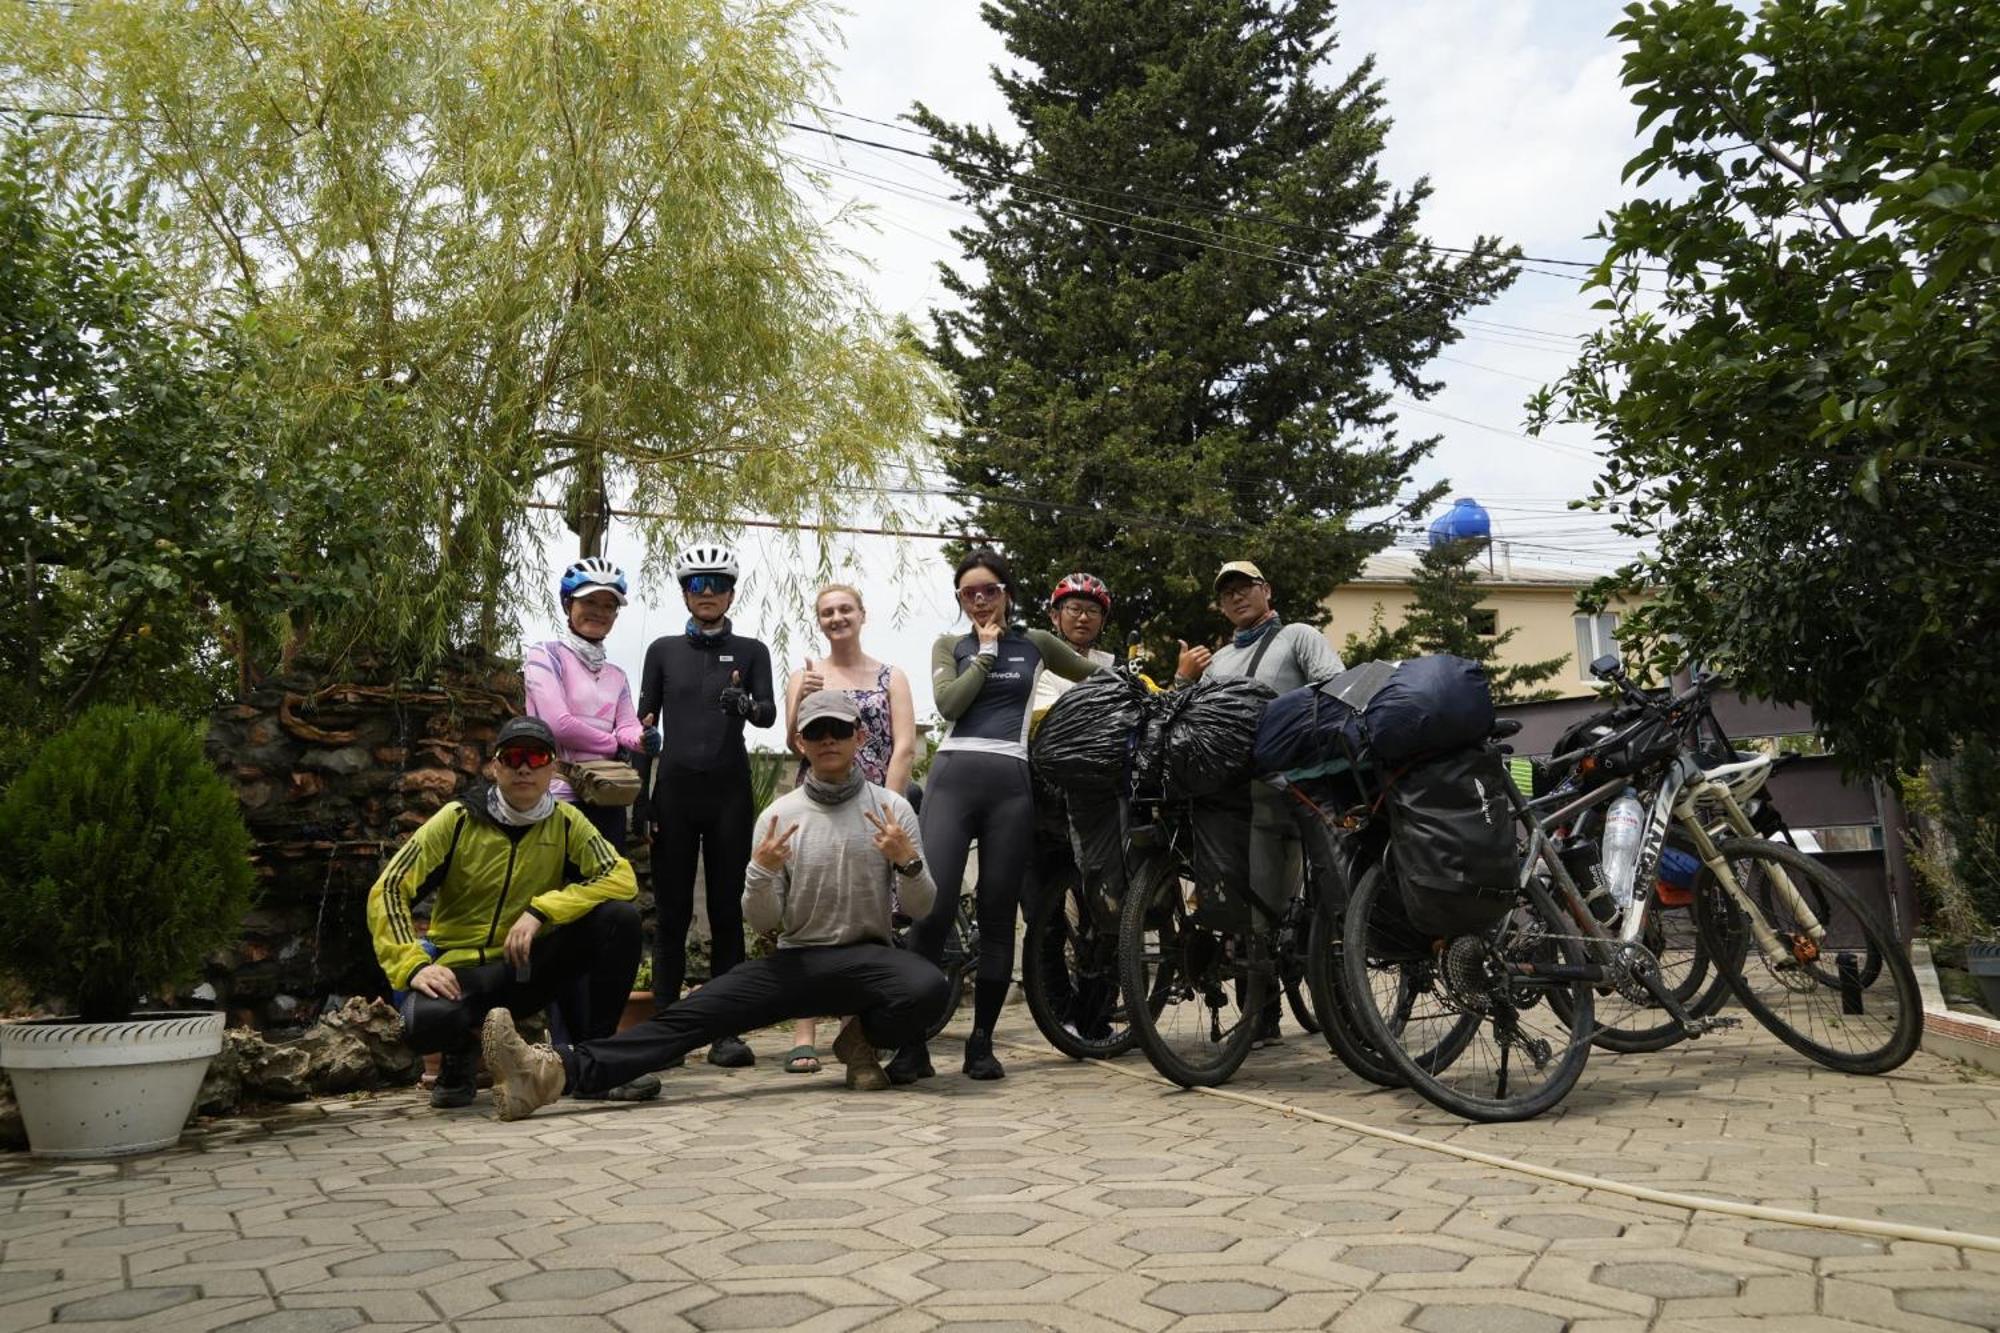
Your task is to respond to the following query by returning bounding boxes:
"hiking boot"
[832,1018,890,1092]
[429,1048,479,1109]
[962,1030,1006,1081]
[885,1041,934,1085]
[481,1009,565,1122]
[706,1035,754,1068]
[571,1072,663,1102]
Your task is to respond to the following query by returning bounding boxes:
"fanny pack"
[563,759,643,807]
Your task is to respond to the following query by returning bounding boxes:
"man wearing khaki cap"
[479,690,950,1119]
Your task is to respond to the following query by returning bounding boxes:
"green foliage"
[918,0,1517,653]
[1355,540,1570,702]
[1529,0,2000,774]
[0,137,382,720]
[1932,739,2000,932]
[6,0,948,670]
[0,707,257,1021]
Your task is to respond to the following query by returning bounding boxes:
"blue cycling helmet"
[559,556,628,606]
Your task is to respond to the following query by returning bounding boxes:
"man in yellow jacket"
[367,716,653,1109]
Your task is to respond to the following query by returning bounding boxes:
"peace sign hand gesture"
[752,819,800,873]
[864,809,918,866]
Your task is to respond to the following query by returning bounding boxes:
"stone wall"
[203,658,522,1027]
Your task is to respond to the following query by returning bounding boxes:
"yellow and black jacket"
[365,787,637,989]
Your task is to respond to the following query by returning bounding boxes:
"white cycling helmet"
[559,556,628,605]
[671,542,740,584]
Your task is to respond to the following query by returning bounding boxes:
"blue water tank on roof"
[1428,496,1492,546]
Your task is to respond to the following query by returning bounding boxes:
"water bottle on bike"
[1599,789,1645,914]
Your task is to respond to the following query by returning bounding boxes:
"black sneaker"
[962,1030,1006,1081]
[429,1049,478,1109]
[885,1041,934,1085]
[706,1035,754,1068]
[571,1073,663,1102]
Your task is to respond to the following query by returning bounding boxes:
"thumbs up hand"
[718,668,755,719]
[798,656,825,696]
[1176,638,1211,682]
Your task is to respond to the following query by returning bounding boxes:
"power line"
[523,499,986,544]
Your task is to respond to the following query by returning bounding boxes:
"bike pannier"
[1363,655,1495,766]
[1032,671,1150,793]
[563,759,644,807]
[1385,747,1520,938]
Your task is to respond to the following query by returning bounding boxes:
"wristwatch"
[894,856,925,879]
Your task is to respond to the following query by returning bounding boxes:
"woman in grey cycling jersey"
[889,549,1103,1085]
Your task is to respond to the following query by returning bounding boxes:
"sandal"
[783,1045,822,1074]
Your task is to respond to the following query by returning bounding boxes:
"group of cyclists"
[370,538,1332,1117]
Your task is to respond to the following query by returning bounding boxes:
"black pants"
[912,751,1033,989]
[651,766,753,1010]
[398,900,642,1055]
[561,944,950,1094]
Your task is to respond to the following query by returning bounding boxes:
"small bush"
[1934,738,2000,933]
[0,706,257,1021]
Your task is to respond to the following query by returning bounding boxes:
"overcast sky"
[524,0,1653,727]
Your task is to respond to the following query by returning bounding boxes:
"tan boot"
[481,1009,564,1121]
[831,1017,890,1092]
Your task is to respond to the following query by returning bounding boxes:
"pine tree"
[918,0,1517,653]
[1344,539,1569,703]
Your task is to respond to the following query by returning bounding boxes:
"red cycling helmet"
[1049,571,1112,613]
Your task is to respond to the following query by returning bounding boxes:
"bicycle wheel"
[1118,859,1264,1088]
[1304,886,1405,1087]
[1343,861,1594,1122]
[1554,885,1740,1055]
[1693,837,1919,1074]
[1023,872,1139,1060]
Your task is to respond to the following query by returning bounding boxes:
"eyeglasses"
[682,574,735,596]
[1059,601,1105,618]
[496,745,555,771]
[1217,580,1263,601]
[958,583,1005,604]
[800,720,857,742]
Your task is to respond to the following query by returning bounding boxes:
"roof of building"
[1345,545,1607,590]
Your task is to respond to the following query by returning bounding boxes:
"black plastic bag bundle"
[1159,675,1277,798]
[1030,671,1149,794]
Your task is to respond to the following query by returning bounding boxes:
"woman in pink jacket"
[524,558,655,850]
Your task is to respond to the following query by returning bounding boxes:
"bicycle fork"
[1675,782,1824,968]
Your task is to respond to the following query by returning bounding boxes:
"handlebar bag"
[1363,656,1496,766]
[1386,747,1520,938]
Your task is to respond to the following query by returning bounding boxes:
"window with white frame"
[1573,612,1620,677]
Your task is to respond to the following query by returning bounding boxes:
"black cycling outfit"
[637,621,776,1014]
[909,627,1101,1049]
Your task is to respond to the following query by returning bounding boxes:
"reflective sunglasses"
[957,582,1005,604]
[682,574,735,596]
[496,745,556,770]
[800,719,857,743]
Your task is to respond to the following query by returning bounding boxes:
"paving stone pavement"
[2,1008,1997,1332]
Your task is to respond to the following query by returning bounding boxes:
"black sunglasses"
[800,719,857,742]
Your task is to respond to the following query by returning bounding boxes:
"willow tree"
[5,0,946,669]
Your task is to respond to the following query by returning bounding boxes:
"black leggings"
[397,900,642,1055]
[651,767,753,1010]
[562,944,950,1094]
[912,751,1034,1026]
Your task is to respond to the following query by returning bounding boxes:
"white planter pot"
[0,1012,224,1158]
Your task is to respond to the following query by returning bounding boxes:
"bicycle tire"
[1303,887,1403,1086]
[1118,859,1264,1088]
[1693,837,1919,1075]
[1342,862,1594,1123]
[1023,873,1139,1061]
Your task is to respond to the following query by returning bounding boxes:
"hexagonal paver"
[1121,1226,1238,1255]
[492,1269,629,1302]
[329,1249,459,1278]
[930,1212,1038,1238]
[53,1286,198,1322]
[216,1312,365,1333]
[1746,1228,1884,1259]
[780,1166,876,1185]
[65,1223,183,1248]
[730,1239,847,1267]
[1344,1245,1470,1275]
[1897,1289,2000,1330]
[1285,1200,1399,1225]
[1595,1262,1741,1300]
[1409,1305,1565,1333]
[1432,1176,1538,1198]
[1502,1213,1627,1241]
[0,1270,57,1295]
[923,1260,1050,1291]
[686,1293,831,1330]
[1146,1281,1285,1316]
[759,1197,866,1221]
[1098,1188,1201,1210]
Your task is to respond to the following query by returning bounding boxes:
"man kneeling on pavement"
[483,689,950,1120]
[367,716,658,1109]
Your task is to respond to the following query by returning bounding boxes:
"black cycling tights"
[911,750,1034,1035]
